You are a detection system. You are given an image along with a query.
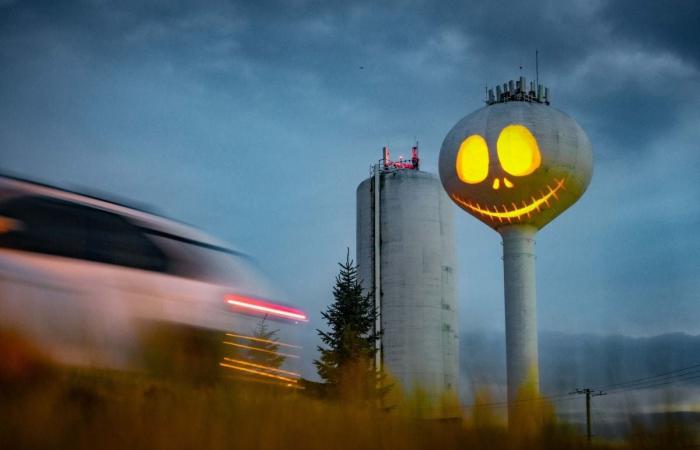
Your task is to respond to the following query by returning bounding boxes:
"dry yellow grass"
[0,330,697,450]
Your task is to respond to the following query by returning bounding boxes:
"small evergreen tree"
[246,316,285,369]
[315,249,384,401]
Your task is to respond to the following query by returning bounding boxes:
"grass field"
[1,330,697,450]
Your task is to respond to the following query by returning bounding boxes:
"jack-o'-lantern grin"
[450,178,565,223]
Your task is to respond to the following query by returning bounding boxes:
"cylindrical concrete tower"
[357,147,458,411]
[438,80,593,421]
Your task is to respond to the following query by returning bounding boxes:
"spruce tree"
[247,316,285,369]
[314,249,383,400]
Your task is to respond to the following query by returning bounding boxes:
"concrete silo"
[356,146,458,410]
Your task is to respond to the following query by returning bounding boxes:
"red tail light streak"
[225,294,308,322]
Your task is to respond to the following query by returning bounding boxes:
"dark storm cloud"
[602,0,700,68]
[0,0,699,366]
[395,0,700,156]
[105,0,699,157]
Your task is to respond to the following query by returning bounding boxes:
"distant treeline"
[461,331,700,392]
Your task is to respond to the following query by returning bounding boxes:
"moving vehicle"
[0,174,306,384]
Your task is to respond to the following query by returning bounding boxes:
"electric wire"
[604,372,700,395]
[462,361,700,410]
[592,362,700,391]
[460,363,700,449]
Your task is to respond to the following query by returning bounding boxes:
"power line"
[608,369,700,390]
[593,362,700,391]
[607,372,700,393]
[463,361,700,410]
[605,372,700,395]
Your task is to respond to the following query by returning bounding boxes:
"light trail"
[219,362,298,384]
[222,357,300,378]
[222,341,300,359]
[225,332,301,349]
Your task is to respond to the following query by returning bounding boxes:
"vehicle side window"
[0,196,89,260]
[0,196,168,272]
[84,207,168,272]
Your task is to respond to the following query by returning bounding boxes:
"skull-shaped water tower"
[439,78,593,419]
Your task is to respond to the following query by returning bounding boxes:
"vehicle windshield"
[146,232,287,302]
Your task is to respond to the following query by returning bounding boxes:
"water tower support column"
[501,225,540,411]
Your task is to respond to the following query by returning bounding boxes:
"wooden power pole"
[570,388,607,445]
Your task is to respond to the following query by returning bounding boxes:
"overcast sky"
[2,0,699,361]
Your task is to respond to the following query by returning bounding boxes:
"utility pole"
[569,388,606,445]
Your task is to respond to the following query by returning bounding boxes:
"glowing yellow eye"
[496,124,541,177]
[456,135,489,184]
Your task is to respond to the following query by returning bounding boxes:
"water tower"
[438,78,593,417]
[357,145,458,414]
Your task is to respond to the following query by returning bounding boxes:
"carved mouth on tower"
[450,178,565,223]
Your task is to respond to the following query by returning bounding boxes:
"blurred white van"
[0,175,306,382]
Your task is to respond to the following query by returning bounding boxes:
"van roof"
[0,173,245,256]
